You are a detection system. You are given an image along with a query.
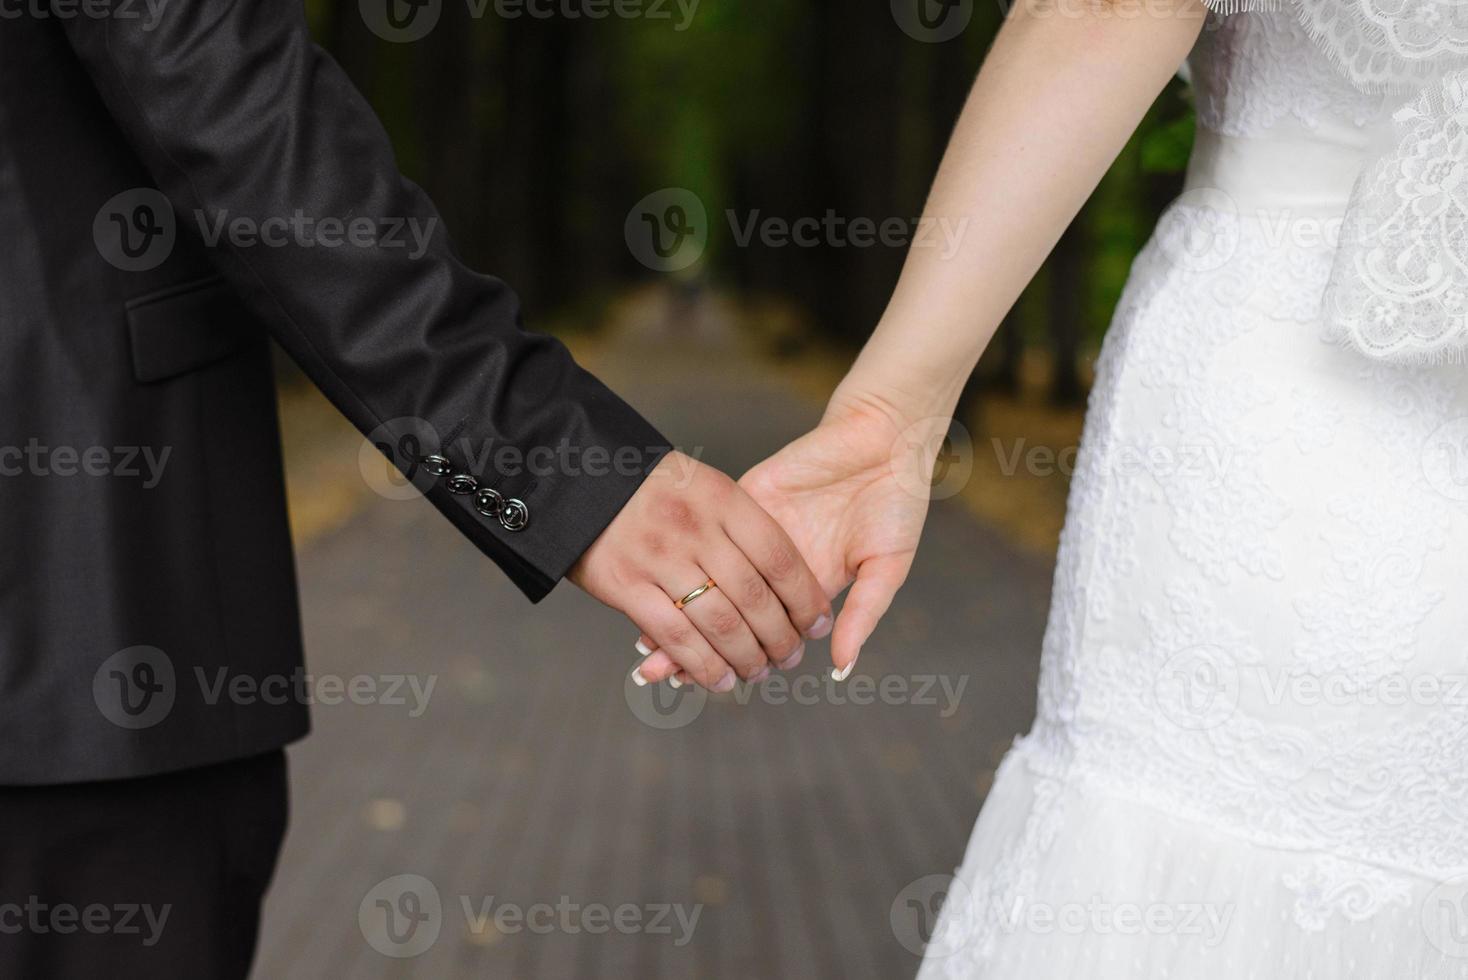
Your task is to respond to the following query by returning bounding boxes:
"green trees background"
[307,0,1196,404]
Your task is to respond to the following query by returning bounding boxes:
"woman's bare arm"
[843,0,1207,423]
[637,0,1209,682]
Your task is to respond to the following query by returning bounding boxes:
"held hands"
[634,389,940,687]
[568,451,833,692]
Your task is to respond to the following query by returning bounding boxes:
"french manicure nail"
[631,667,649,688]
[808,614,833,640]
[669,675,684,689]
[635,639,654,657]
[777,643,805,670]
[831,656,858,683]
[712,672,737,694]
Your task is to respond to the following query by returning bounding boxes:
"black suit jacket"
[0,1,668,784]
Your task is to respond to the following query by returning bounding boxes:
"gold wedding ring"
[675,579,718,610]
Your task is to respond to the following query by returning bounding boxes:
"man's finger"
[721,492,832,639]
[625,587,737,692]
[701,540,804,667]
[653,566,769,682]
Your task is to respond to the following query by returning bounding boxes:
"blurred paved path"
[255,309,1054,980]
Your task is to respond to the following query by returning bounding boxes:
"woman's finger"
[636,650,679,684]
[830,554,913,680]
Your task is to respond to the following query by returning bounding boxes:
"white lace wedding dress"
[917,6,1468,978]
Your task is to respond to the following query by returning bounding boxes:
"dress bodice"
[1188,12,1393,141]
[1182,12,1396,219]
[1177,8,1468,364]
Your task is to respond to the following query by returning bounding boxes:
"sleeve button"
[446,473,479,495]
[420,454,453,478]
[474,488,504,518]
[499,499,530,532]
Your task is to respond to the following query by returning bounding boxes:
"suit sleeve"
[54,0,671,601]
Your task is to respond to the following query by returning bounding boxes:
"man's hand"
[570,452,832,692]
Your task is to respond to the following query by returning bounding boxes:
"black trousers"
[0,750,289,980]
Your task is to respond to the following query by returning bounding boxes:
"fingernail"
[831,656,858,683]
[777,643,805,670]
[669,675,684,689]
[631,667,649,688]
[807,614,833,640]
[712,672,737,694]
[747,666,772,685]
[635,639,654,657]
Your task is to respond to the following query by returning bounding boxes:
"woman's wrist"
[834,348,967,430]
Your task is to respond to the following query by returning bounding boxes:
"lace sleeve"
[1322,72,1468,365]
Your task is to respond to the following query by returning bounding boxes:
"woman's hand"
[635,389,941,684]
[570,451,831,692]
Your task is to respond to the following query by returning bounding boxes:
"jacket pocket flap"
[127,277,257,383]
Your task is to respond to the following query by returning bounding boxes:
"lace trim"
[1201,0,1468,92]
[1282,856,1414,931]
[1204,0,1287,13]
[1323,71,1468,365]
